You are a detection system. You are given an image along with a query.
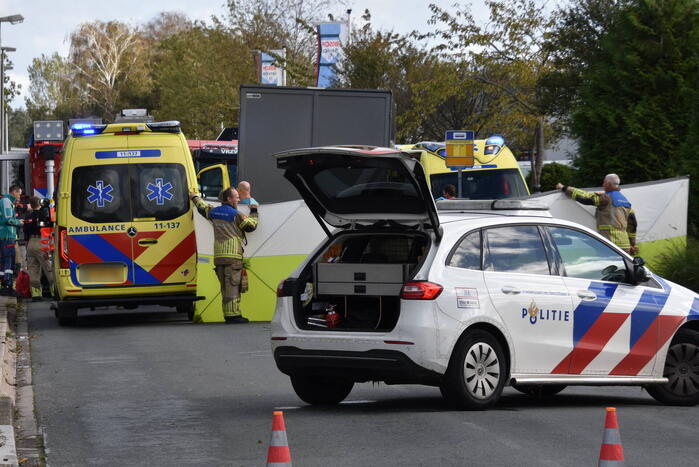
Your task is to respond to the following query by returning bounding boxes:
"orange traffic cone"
[598,407,625,466]
[267,411,292,466]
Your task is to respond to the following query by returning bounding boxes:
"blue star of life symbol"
[146,178,174,205]
[86,180,114,208]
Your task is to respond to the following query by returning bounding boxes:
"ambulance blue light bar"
[486,134,505,146]
[70,123,107,137]
[147,121,181,133]
[484,134,505,155]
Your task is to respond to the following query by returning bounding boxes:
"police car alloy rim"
[664,342,699,396]
[463,342,500,399]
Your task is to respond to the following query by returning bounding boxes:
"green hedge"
[652,237,699,293]
[527,162,577,192]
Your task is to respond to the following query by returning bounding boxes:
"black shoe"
[31,297,42,302]
[224,316,249,324]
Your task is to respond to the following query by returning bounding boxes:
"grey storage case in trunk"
[315,263,408,296]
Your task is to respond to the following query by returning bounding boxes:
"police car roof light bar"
[147,121,181,133]
[436,199,549,211]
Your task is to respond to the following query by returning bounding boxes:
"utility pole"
[0,48,4,154]
[0,14,24,154]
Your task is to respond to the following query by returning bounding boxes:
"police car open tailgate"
[275,147,441,238]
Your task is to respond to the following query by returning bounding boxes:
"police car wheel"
[646,328,699,406]
[441,329,506,410]
[511,384,566,397]
[290,374,354,405]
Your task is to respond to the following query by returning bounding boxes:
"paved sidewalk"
[0,295,17,466]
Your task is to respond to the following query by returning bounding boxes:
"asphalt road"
[27,301,699,466]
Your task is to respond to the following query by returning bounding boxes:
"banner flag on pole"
[315,22,348,88]
[257,49,286,86]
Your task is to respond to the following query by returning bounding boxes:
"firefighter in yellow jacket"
[190,187,259,323]
[556,173,638,254]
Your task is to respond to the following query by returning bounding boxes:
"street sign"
[445,130,474,167]
[445,130,475,198]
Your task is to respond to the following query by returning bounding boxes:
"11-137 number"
[154,222,180,229]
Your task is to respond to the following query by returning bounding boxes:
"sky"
[1,0,491,110]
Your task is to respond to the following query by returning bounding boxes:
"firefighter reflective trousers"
[215,264,243,318]
[27,237,53,298]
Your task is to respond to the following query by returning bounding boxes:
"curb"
[0,296,18,466]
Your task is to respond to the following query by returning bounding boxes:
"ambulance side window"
[549,227,627,282]
[71,165,130,223]
[131,164,189,220]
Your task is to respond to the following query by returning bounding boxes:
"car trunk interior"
[292,231,429,332]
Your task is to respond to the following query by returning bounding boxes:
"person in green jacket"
[0,185,24,295]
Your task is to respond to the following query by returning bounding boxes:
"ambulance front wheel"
[176,302,195,321]
[646,328,699,406]
[56,304,77,327]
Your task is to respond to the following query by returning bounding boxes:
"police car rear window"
[71,163,188,223]
[311,166,423,214]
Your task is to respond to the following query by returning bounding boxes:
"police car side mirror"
[627,256,650,285]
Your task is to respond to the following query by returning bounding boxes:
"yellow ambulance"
[399,135,530,199]
[53,121,201,325]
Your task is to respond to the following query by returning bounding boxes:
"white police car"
[271,147,699,410]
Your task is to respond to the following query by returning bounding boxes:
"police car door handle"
[577,290,597,301]
[501,286,520,294]
[138,238,158,246]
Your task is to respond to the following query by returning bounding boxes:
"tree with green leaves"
[428,0,562,190]
[225,0,335,85]
[540,0,631,125]
[25,53,71,121]
[336,22,534,146]
[2,54,20,115]
[7,107,31,148]
[67,21,150,120]
[571,0,699,186]
[152,24,255,139]
[336,25,441,142]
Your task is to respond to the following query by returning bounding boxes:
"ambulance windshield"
[71,163,189,223]
[430,169,528,200]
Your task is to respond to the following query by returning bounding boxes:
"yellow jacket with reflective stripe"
[193,197,259,264]
[564,186,637,251]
